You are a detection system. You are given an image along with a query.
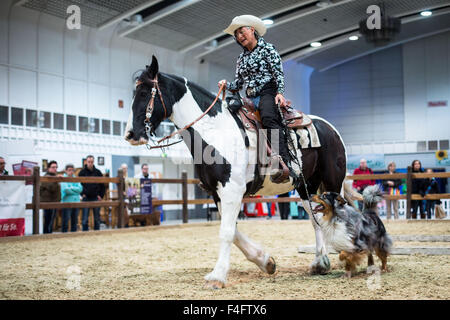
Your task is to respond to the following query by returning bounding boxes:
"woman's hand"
[218,79,227,89]
[275,93,287,107]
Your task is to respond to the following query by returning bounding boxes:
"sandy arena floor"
[0,219,449,300]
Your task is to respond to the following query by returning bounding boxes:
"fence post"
[182,170,188,223]
[32,166,40,234]
[406,166,412,219]
[117,169,125,228]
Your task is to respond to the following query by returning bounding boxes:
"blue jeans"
[43,209,56,234]
[62,208,79,232]
[249,96,260,109]
[82,199,100,231]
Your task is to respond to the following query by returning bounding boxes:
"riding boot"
[420,213,426,219]
[411,212,417,219]
[269,154,290,184]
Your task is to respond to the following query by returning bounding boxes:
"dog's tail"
[362,185,383,210]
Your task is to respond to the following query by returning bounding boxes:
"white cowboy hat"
[223,15,267,36]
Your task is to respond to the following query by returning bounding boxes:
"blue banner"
[347,154,386,171]
[140,178,152,214]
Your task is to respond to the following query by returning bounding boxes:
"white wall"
[283,61,314,114]
[403,31,450,141]
[310,45,405,144]
[0,1,222,123]
[310,31,450,147]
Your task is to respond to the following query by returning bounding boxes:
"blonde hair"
[387,161,396,169]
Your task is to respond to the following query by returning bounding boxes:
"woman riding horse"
[219,15,291,184]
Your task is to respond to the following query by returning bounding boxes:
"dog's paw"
[341,271,352,279]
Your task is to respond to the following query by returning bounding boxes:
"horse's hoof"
[204,280,225,290]
[266,256,276,275]
[310,255,331,275]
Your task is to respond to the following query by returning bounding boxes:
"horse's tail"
[341,180,362,209]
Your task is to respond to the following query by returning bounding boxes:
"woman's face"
[413,161,421,170]
[388,164,395,172]
[235,26,255,47]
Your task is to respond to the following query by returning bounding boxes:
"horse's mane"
[161,72,223,116]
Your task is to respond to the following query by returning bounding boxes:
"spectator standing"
[0,157,8,175]
[352,158,375,210]
[278,192,291,220]
[425,168,440,219]
[60,164,82,232]
[40,161,61,233]
[79,155,105,231]
[382,162,402,220]
[135,163,150,179]
[120,163,128,178]
[410,160,428,219]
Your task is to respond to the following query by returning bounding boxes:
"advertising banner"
[140,178,152,214]
[0,181,26,237]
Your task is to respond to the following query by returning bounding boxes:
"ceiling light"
[129,14,143,26]
[263,19,273,25]
[316,1,331,8]
[310,42,322,47]
[349,35,359,41]
[420,10,432,17]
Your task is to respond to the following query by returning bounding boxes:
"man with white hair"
[120,163,128,178]
[352,158,375,210]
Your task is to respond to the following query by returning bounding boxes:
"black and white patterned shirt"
[227,37,285,96]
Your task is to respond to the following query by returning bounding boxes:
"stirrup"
[269,155,290,184]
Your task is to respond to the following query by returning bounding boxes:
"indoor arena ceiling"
[19,0,450,71]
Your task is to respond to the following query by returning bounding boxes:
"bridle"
[136,74,226,150]
[135,75,167,138]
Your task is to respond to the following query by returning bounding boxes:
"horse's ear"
[147,55,159,78]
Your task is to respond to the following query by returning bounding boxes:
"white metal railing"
[0,122,183,157]
[378,199,450,220]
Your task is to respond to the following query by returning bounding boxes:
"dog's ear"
[324,192,337,206]
[335,194,347,206]
[324,192,346,208]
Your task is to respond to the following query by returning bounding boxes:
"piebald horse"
[125,56,347,288]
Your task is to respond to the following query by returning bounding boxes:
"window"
[11,107,24,126]
[113,121,121,136]
[102,119,110,135]
[79,116,88,132]
[0,106,8,124]
[66,115,76,131]
[89,118,99,133]
[428,140,438,151]
[39,111,51,128]
[53,113,64,130]
[122,122,127,135]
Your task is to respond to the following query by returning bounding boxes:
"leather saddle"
[235,98,309,184]
[238,98,312,132]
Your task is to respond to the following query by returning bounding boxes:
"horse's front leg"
[302,200,331,275]
[233,229,276,274]
[204,197,242,289]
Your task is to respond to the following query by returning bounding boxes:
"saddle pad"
[296,123,321,149]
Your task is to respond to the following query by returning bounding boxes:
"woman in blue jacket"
[61,164,83,232]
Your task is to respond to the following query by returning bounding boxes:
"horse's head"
[125,56,175,145]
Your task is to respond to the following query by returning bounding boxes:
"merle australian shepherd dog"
[310,185,393,278]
